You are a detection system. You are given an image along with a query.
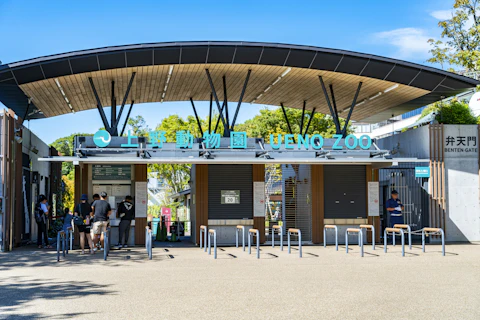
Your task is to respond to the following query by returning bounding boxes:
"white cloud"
[373,28,432,60]
[430,9,452,20]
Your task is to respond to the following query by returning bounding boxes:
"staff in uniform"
[386,190,404,227]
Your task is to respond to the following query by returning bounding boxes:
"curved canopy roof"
[0,41,478,123]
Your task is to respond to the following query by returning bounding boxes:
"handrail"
[422,227,445,256]
[323,224,338,251]
[393,224,412,250]
[199,225,207,252]
[248,228,260,259]
[359,224,375,250]
[236,225,246,251]
[272,225,283,251]
[384,227,405,257]
[287,228,302,258]
[208,229,217,259]
[345,228,363,257]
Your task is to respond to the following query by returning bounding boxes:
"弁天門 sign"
[92,165,132,180]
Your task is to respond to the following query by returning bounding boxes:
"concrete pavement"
[0,242,479,319]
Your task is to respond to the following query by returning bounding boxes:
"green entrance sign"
[221,190,240,204]
[92,165,132,180]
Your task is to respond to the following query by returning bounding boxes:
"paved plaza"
[0,242,479,319]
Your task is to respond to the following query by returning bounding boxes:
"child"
[63,207,74,234]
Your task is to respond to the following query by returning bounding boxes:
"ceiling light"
[54,78,75,113]
[384,84,399,93]
[251,67,292,103]
[369,92,382,100]
[161,65,174,102]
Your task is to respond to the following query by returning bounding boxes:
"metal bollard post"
[324,225,339,251]
[384,228,405,257]
[208,230,217,259]
[272,226,283,251]
[345,231,349,253]
[248,231,251,254]
[236,228,239,248]
[288,229,302,258]
[57,232,61,262]
[440,229,445,256]
[359,231,364,257]
[69,228,73,251]
[255,230,260,259]
[248,229,260,259]
[148,230,153,260]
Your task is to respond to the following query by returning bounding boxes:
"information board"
[221,190,240,204]
[367,182,380,216]
[253,182,265,217]
[135,181,148,218]
[92,165,131,180]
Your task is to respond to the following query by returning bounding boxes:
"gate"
[379,167,429,237]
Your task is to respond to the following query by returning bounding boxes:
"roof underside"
[0,41,478,123]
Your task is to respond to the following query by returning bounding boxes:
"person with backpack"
[74,194,94,254]
[115,195,135,248]
[35,194,52,249]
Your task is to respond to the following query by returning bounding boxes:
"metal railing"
[236,225,246,251]
[208,229,217,259]
[287,228,302,258]
[359,224,375,250]
[323,225,338,251]
[422,228,445,256]
[384,227,405,257]
[393,224,412,250]
[145,227,153,260]
[199,225,207,252]
[345,228,363,257]
[272,225,283,251]
[248,229,260,259]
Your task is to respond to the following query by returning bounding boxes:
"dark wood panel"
[195,165,208,244]
[14,118,23,247]
[134,164,147,181]
[311,165,324,244]
[252,164,265,243]
[135,218,147,245]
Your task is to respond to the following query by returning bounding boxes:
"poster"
[135,181,148,218]
[368,182,379,216]
[253,182,265,217]
[221,190,240,204]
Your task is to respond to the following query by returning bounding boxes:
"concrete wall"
[443,125,480,241]
[376,125,430,159]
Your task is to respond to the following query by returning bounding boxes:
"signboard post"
[253,182,265,217]
[135,181,148,218]
[221,190,240,204]
[367,182,379,217]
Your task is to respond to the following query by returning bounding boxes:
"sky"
[0,0,454,144]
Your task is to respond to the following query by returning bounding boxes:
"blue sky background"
[0,0,454,144]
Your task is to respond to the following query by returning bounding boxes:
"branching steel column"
[88,77,111,132]
[319,76,341,134]
[208,93,213,133]
[120,101,135,136]
[21,99,31,124]
[205,69,228,137]
[213,101,225,134]
[341,82,363,137]
[300,100,306,135]
[111,81,117,136]
[280,103,295,141]
[329,84,341,133]
[115,72,136,131]
[190,98,204,137]
[303,108,316,136]
[222,75,230,135]
[231,69,251,131]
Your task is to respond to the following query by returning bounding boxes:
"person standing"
[35,195,52,249]
[116,195,135,248]
[386,190,405,227]
[74,194,95,254]
[91,191,112,251]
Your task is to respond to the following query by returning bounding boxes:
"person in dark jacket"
[74,194,94,254]
[36,194,52,249]
[116,195,135,248]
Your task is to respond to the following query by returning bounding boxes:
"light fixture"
[161,65,174,102]
[54,78,75,113]
[384,84,399,93]
[369,92,382,100]
[251,67,292,103]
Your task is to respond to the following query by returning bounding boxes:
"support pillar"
[366,166,380,243]
[134,164,148,245]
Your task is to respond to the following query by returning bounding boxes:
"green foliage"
[427,0,480,71]
[62,175,75,211]
[50,132,92,175]
[420,99,478,124]
[127,115,150,136]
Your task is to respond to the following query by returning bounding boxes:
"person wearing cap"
[115,195,135,248]
[91,191,112,251]
[74,194,94,254]
[386,190,405,227]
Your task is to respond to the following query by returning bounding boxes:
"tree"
[50,132,92,175]
[428,0,480,71]
[419,99,478,124]
[126,115,150,136]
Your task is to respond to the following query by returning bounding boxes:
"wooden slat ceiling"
[19,64,429,122]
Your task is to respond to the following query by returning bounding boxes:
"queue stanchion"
[359,224,375,250]
[323,225,338,251]
[345,228,363,257]
[272,225,283,251]
[384,227,405,257]
[422,227,445,256]
[208,229,217,259]
[288,228,302,258]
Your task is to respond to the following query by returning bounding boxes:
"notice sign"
[135,181,148,218]
[221,190,240,204]
[92,165,131,180]
[415,167,430,178]
[367,182,379,216]
[253,182,265,217]
[444,125,478,158]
